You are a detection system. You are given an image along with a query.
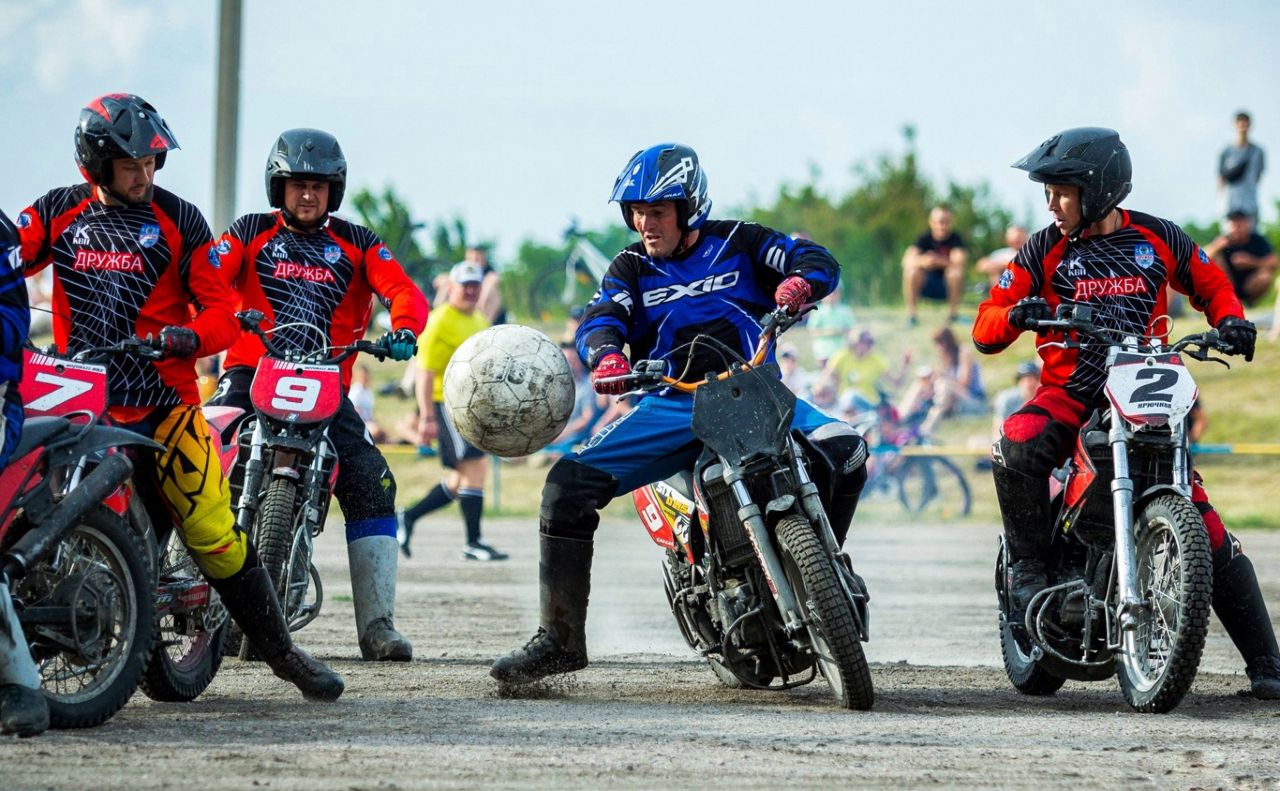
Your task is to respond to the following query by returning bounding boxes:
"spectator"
[349,363,387,443]
[778,343,811,395]
[903,205,968,324]
[1218,111,1266,222]
[992,361,1040,440]
[398,262,507,562]
[562,305,586,346]
[1203,210,1277,307]
[469,246,507,325]
[975,225,1028,287]
[824,329,899,416]
[806,285,856,367]
[540,342,607,461]
[900,326,986,434]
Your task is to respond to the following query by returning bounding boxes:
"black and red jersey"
[15,184,238,408]
[973,209,1244,404]
[214,212,428,388]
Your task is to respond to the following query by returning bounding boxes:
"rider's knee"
[540,459,617,540]
[334,452,396,522]
[994,408,1072,476]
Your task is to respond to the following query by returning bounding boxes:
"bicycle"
[527,231,611,320]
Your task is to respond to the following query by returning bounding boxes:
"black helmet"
[1012,127,1132,233]
[74,93,179,185]
[265,128,347,212]
[609,143,712,232]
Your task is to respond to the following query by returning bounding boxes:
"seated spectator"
[975,225,1027,287]
[778,343,811,395]
[992,361,1040,441]
[349,363,388,443]
[1204,210,1277,307]
[807,372,840,415]
[540,343,608,461]
[806,285,856,368]
[901,327,986,434]
[823,329,904,415]
[902,205,967,324]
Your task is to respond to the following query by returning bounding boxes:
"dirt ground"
[4,512,1279,790]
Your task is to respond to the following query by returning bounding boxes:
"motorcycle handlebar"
[234,310,390,364]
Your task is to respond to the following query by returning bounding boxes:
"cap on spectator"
[855,330,875,346]
[779,343,798,360]
[450,261,484,285]
[1226,209,1252,221]
[1015,361,1040,380]
[569,305,586,320]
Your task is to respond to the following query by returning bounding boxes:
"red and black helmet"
[74,93,179,185]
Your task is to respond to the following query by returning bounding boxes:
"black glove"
[1007,297,1051,331]
[1216,316,1256,362]
[157,326,200,358]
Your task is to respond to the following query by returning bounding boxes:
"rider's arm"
[0,236,28,359]
[180,216,240,356]
[362,232,429,334]
[576,248,640,367]
[972,244,1046,355]
[1159,222,1244,325]
[740,222,840,301]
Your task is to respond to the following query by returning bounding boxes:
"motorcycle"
[1,394,157,728]
[996,303,1223,713]
[627,308,874,710]
[20,339,234,704]
[226,310,390,656]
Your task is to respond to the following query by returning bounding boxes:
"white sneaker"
[461,541,509,562]
[396,509,412,558]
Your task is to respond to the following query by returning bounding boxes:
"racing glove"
[1007,297,1051,331]
[382,328,418,361]
[157,326,200,358]
[591,351,631,395]
[1216,316,1256,362]
[774,276,813,315]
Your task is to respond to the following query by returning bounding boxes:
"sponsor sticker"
[1072,275,1149,301]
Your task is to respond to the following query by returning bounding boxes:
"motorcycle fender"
[51,425,164,464]
[1132,484,1189,515]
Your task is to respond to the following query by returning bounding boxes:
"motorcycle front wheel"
[240,477,298,660]
[776,515,874,710]
[1116,494,1212,713]
[18,507,153,729]
[139,528,227,702]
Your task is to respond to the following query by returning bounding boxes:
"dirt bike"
[225,310,389,657]
[627,307,874,710]
[996,303,1224,713]
[20,339,234,704]
[2,371,159,728]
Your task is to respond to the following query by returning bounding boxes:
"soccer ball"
[443,325,575,457]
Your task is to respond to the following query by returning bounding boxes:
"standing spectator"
[1204,210,1277,306]
[469,246,507,325]
[903,205,968,324]
[399,262,507,561]
[1218,111,1266,222]
[975,225,1028,287]
[806,285,856,367]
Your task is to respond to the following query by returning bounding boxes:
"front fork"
[1109,421,1142,641]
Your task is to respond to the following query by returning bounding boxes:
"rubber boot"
[348,535,412,662]
[490,534,592,684]
[211,564,345,701]
[1212,551,1280,700]
[0,585,47,737]
[992,462,1052,630]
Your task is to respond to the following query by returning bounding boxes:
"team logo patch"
[1197,247,1210,264]
[16,212,31,229]
[216,239,232,256]
[1134,243,1155,269]
[207,247,221,268]
[1067,257,1086,277]
[72,224,91,246]
[377,245,393,261]
[138,224,160,248]
[997,269,1013,289]
[271,240,288,259]
[324,244,341,264]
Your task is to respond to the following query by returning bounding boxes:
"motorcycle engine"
[715,580,760,647]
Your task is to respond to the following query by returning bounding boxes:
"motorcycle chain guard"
[691,363,795,467]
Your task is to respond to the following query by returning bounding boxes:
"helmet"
[1012,127,1132,232]
[265,128,347,212]
[74,93,179,185]
[609,143,711,232]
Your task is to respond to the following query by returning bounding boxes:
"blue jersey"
[0,213,30,468]
[577,220,839,380]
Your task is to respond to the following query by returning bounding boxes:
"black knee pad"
[333,449,396,523]
[540,459,618,541]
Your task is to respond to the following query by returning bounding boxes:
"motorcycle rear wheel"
[139,528,227,702]
[240,477,298,660]
[776,515,874,710]
[1115,494,1212,713]
[995,543,1066,696]
[18,507,153,729]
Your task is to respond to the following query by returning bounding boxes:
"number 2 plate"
[1105,354,1196,427]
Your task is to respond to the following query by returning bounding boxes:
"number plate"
[19,350,107,417]
[1104,352,1196,427]
[250,359,342,423]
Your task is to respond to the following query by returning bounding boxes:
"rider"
[0,208,46,737]
[973,126,1280,699]
[491,143,869,684]
[13,94,344,701]
[208,128,428,662]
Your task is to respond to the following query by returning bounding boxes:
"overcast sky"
[2,0,1277,262]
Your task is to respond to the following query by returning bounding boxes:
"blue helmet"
[609,143,711,232]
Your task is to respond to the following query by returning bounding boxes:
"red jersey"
[973,209,1243,404]
[16,184,238,408]
[214,212,428,388]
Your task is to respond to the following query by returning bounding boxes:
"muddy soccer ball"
[443,325,575,457]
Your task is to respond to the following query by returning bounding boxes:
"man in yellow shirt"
[824,330,891,413]
[398,262,507,560]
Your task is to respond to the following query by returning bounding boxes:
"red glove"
[774,276,812,314]
[591,352,631,395]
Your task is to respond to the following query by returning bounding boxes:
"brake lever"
[1184,345,1231,368]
